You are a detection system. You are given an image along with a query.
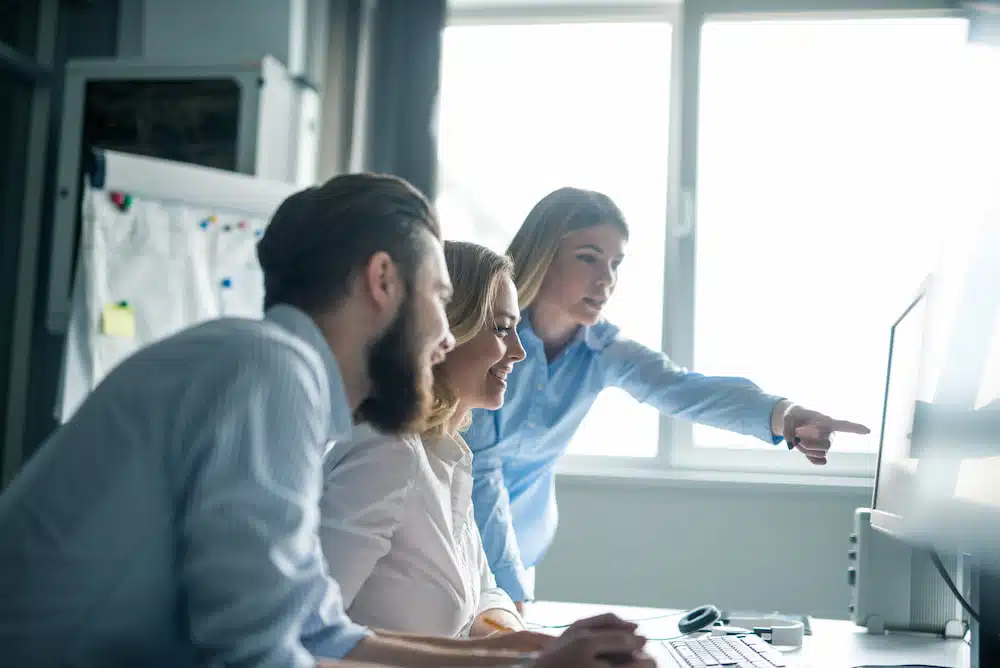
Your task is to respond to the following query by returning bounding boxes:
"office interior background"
[1,0,995,621]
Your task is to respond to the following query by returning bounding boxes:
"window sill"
[555,460,874,494]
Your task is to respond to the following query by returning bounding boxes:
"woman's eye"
[495,325,512,337]
[576,254,597,264]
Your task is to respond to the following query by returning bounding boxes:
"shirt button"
[536,384,544,391]
[527,422,536,429]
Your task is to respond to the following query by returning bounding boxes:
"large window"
[437,1,980,478]
[683,14,971,473]
[437,15,674,458]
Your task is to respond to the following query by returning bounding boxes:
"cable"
[525,611,686,630]
[928,551,980,624]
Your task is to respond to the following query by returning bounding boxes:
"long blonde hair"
[506,187,629,310]
[422,241,514,435]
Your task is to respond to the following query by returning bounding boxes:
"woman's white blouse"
[319,424,519,637]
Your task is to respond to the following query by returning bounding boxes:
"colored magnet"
[109,191,132,212]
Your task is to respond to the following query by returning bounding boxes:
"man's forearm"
[346,635,533,667]
[369,628,468,649]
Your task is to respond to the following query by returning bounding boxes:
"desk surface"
[527,601,969,668]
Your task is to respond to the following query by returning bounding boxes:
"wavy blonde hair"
[506,187,629,311]
[422,241,514,435]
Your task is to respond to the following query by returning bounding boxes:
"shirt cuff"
[746,393,787,446]
[300,612,373,660]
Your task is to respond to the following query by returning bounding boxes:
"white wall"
[536,476,872,620]
[118,0,328,82]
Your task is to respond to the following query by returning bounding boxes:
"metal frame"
[45,58,269,335]
[447,2,679,25]
[2,0,59,486]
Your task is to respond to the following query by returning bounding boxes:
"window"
[683,14,971,472]
[437,2,981,477]
[436,16,675,458]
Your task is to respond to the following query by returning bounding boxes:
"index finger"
[825,419,871,435]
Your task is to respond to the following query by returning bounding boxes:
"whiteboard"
[56,150,299,422]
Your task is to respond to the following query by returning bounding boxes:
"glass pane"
[84,79,242,172]
[437,21,673,458]
[692,17,970,453]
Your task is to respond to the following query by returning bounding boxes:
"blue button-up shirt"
[465,316,784,603]
[0,305,370,668]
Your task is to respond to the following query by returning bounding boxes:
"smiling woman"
[318,241,533,642]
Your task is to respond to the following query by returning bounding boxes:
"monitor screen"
[872,284,930,520]
[870,193,1000,564]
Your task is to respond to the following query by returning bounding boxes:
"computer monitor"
[871,279,931,525]
[869,8,1000,662]
[870,220,1000,667]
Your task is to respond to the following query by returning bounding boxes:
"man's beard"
[356,300,434,434]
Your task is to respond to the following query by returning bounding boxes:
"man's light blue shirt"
[0,305,370,668]
[464,316,785,603]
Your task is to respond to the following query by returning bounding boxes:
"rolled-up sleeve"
[473,537,520,625]
[175,341,368,667]
[465,412,534,602]
[604,337,784,444]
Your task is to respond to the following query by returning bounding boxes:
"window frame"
[439,0,966,483]
[1,0,57,487]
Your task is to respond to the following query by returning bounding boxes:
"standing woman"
[464,187,870,608]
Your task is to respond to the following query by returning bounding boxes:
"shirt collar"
[519,311,619,353]
[422,431,471,465]
[265,304,354,441]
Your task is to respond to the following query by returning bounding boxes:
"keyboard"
[663,633,791,668]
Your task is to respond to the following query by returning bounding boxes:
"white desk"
[527,601,970,668]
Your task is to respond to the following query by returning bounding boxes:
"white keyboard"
[661,633,792,668]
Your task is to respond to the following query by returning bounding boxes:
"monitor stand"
[971,567,998,668]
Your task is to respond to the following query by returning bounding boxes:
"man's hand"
[772,401,870,465]
[528,614,653,668]
[530,632,652,667]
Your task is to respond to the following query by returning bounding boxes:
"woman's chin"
[481,392,506,411]
[573,309,603,327]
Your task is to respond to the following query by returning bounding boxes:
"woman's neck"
[529,306,581,362]
[444,404,470,439]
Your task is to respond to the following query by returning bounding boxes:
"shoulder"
[324,423,423,483]
[581,319,623,352]
[108,318,330,422]
[185,318,328,399]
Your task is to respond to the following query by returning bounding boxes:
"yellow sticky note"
[101,302,136,339]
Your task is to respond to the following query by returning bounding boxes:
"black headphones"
[677,604,723,635]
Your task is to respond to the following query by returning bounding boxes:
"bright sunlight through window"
[436,21,673,458]
[692,17,971,454]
